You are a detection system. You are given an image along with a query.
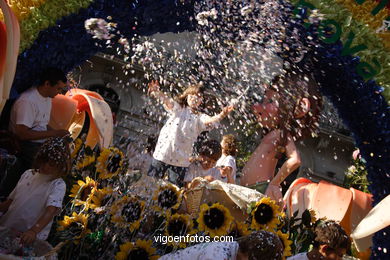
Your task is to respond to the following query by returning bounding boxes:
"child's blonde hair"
[32,137,72,177]
[176,84,205,107]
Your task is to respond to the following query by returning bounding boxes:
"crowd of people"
[0,67,354,260]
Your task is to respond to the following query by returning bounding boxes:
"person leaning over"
[0,68,69,198]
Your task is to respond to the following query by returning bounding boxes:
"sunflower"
[164,213,194,248]
[90,187,113,210]
[71,138,83,158]
[110,195,145,232]
[115,240,159,260]
[152,183,182,213]
[228,221,250,238]
[197,203,234,237]
[69,177,97,209]
[57,212,90,239]
[250,197,280,231]
[76,154,96,169]
[276,230,293,259]
[97,147,125,179]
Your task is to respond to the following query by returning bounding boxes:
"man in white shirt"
[1,68,69,197]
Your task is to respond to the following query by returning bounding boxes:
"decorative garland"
[0,0,47,21]
[336,0,389,30]
[18,0,94,51]
[291,0,390,100]
[11,0,196,96]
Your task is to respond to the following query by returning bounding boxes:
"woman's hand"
[265,183,283,207]
[20,230,37,245]
[221,105,234,117]
[148,80,160,95]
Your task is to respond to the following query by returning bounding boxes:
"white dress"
[287,253,309,260]
[9,87,52,143]
[216,154,237,183]
[184,162,221,183]
[153,102,213,167]
[159,242,239,260]
[0,170,66,240]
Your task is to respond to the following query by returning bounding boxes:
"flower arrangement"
[49,140,303,259]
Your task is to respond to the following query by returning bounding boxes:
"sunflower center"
[68,222,84,235]
[80,185,94,201]
[254,204,274,225]
[122,201,142,223]
[167,219,187,236]
[127,247,149,260]
[203,208,224,229]
[158,189,178,209]
[107,154,121,173]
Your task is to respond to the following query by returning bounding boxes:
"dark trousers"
[0,141,42,199]
[147,159,187,188]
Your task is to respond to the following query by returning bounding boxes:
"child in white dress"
[147,80,233,187]
[184,140,222,188]
[216,134,237,184]
[0,137,71,245]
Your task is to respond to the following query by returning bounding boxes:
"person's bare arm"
[0,199,12,213]
[269,137,301,186]
[220,166,235,184]
[203,105,234,126]
[14,124,69,141]
[148,80,175,111]
[20,206,60,245]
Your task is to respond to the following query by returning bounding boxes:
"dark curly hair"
[237,230,284,260]
[32,137,72,177]
[198,139,222,161]
[313,220,351,250]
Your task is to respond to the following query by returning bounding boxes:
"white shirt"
[9,87,52,143]
[159,242,239,260]
[287,253,309,260]
[184,162,221,183]
[153,102,213,167]
[0,170,66,240]
[216,154,237,183]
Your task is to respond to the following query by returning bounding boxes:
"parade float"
[0,0,389,259]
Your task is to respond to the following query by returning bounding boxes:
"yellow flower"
[164,213,194,248]
[276,230,293,259]
[115,240,159,260]
[76,154,96,169]
[197,203,234,237]
[69,177,97,209]
[229,221,250,238]
[250,197,280,231]
[90,187,113,210]
[57,212,90,239]
[97,147,124,179]
[152,183,182,213]
[71,138,83,158]
[110,196,145,232]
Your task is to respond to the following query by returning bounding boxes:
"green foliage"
[343,158,370,194]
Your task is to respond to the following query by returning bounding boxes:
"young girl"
[147,80,233,187]
[215,134,237,184]
[0,137,71,245]
[184,139,222,188]
[241,71,322,203]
